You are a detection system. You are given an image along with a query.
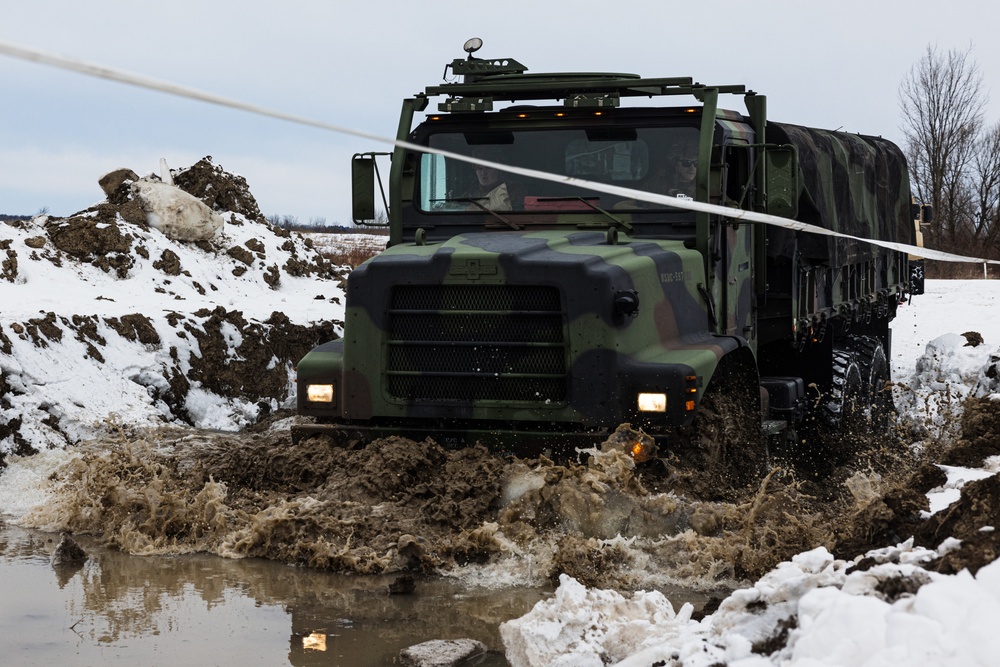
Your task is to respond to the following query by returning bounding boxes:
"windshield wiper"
[454,198,522,230]
[533,197,634,232]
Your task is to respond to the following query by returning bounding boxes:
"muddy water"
[0,417,936,665]
[0,523,542,666]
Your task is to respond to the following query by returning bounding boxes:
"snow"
[2,195,1000,667]
[500,574,697,667]
[132,178,224,240]
[500,281,1000,667]
[502,543,1000,667]
[0,177,355,446]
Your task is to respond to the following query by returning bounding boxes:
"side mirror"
[352,152,392,225]
[352,154,378,224]
[765,145,799,219]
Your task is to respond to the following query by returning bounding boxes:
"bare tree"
[899,45,986,249]
[972,121,1000,249]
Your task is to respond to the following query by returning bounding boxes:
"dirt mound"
[828,396,1000,572]
[181,308,337,412]
[14,156,338,283]
[0,157,349,462]
[918,474,1000,575]
[170,157,266,223]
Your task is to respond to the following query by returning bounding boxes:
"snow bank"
[500,574,698,666]
[504,281,1000,666]
[503,543,1000,667]
[894,318,1000,444]
[0,158,349,456]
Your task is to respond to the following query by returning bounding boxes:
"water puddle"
[0,523,543,665]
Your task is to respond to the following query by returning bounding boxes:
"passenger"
[667,151,697,198]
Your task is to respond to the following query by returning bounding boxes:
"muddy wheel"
[820,346,866,436]
[848,335,894,434]
[669,375,768,500]
[799,344,867,471]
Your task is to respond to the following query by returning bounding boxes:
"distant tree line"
[900,45,1000,277]
[265,214,388,234]
[0,214,31,222]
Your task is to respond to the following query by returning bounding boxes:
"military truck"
[294,40,916,475]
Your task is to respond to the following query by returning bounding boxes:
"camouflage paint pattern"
[759,122,912,342]
[296,229,743,448]
[295,57,915,452]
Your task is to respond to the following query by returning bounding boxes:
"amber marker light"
[630,440,653,463]
[307,383,334,403]
[683,376,699,406]
[637,392,667,412]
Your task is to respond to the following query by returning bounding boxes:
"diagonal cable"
[1,38,997,265]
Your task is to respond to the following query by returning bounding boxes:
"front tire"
[666,367,768,500]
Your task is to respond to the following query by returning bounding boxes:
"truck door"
[717,144,756,343]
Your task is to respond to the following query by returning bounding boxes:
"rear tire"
[848,335,894,435]
[821,346,866,437]
[799,336,894,475]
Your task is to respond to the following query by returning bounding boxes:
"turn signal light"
[630,440,654,463]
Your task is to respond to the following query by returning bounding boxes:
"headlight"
[306,383,335,403]
[637,392,667,412]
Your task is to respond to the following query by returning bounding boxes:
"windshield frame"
[402,107,708,239]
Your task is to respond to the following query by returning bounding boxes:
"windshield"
[417,125,700,214]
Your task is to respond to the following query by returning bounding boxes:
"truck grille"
[386,285,567,402]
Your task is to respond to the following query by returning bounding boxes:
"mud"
[28,428,508,574]
[13,394,996,596]
[939,396,1000,467]
[841,398,1000,577]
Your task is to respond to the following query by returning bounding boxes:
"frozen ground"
[501,282,1000,666]
[1,164,1000,666]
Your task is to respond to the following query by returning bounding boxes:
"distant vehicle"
[294,39,920,482]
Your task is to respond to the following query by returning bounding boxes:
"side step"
[760,376,807,430]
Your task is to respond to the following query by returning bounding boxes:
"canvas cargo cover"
[765,122,913,265]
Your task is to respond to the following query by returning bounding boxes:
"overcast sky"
[3,0,999,225]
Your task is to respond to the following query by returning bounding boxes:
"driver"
[463,146,518,211]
